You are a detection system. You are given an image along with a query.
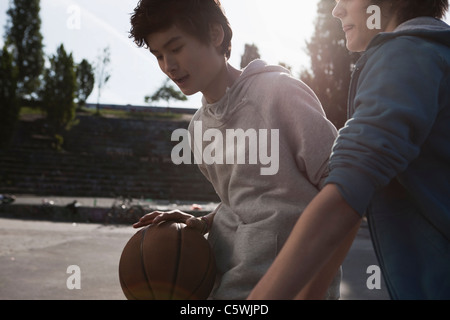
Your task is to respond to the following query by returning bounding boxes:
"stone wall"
[0,114,219,202]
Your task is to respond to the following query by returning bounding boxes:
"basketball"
[119,220,216,300]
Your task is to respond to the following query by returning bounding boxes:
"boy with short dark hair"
[130,0,341,299]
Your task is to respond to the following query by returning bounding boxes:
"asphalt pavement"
[0,196,390,300]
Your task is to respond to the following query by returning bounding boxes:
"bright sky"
[1,0,449,109]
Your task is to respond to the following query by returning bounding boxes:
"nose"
[162,54,178,77]
[332,1,345,19]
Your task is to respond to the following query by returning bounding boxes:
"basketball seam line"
[119,268,138,300]
[141,226,156,300]
[170,222,182,300]
[189,249,213,299]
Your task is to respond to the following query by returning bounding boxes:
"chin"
[180,88,198,96]
[346,42,365,53]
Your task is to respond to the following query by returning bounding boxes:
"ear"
[209,23,225,48]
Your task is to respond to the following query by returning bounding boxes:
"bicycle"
[105,197,146,225]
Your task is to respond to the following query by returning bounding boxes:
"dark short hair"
[373,0,449,24]
[129,0,233,59]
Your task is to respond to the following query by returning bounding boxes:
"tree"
[41,44,77,141]
[4,0,44,101]
[145,78,187,109]
[94,46,112,114]
[0,45,19,149]
[300,0,360,129]
[279,62,292,73]
[240,43,261,69]
[75,59,95,110]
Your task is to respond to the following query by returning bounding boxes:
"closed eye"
[172,45,184,54]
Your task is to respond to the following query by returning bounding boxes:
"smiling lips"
[173,75,189,86]
[343,25,354,33]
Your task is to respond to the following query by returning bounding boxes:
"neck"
[385,17,400,32]
[203,62,242,104]
[383,7,400,32]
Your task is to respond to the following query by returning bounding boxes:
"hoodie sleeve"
[268,73,338,189]
[325,36,444,216]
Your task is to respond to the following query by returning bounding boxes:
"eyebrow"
[150,36,183,54]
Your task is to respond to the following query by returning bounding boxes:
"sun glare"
[229,0,320,73]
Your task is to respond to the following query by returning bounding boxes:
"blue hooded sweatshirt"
[325,17,450,299]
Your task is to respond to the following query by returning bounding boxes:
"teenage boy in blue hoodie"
[250,0,450,300]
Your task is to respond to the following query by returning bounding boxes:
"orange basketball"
[119,221,216,300]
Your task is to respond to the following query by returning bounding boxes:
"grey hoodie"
[189,59,339,300]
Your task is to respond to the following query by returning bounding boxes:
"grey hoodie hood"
[201,60,290,123]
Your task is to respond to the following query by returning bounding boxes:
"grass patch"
[79,107,183,120]
[20,106,184,121]
[19,106,46,117]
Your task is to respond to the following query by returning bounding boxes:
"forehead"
[146,24,202,53]
[146,25,183,51]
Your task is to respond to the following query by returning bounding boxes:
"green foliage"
[83,108,182,120]
[95,46,112,114]
[41,44,77,139]
[300,0,360,129]
[52,134,64,152]
[4,0,44,100]
[2,0,97,151]
[75,59,95,109]
[0,45,19,149]
[145,79,187,106]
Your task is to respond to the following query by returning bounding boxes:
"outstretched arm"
[248,184,362,300]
